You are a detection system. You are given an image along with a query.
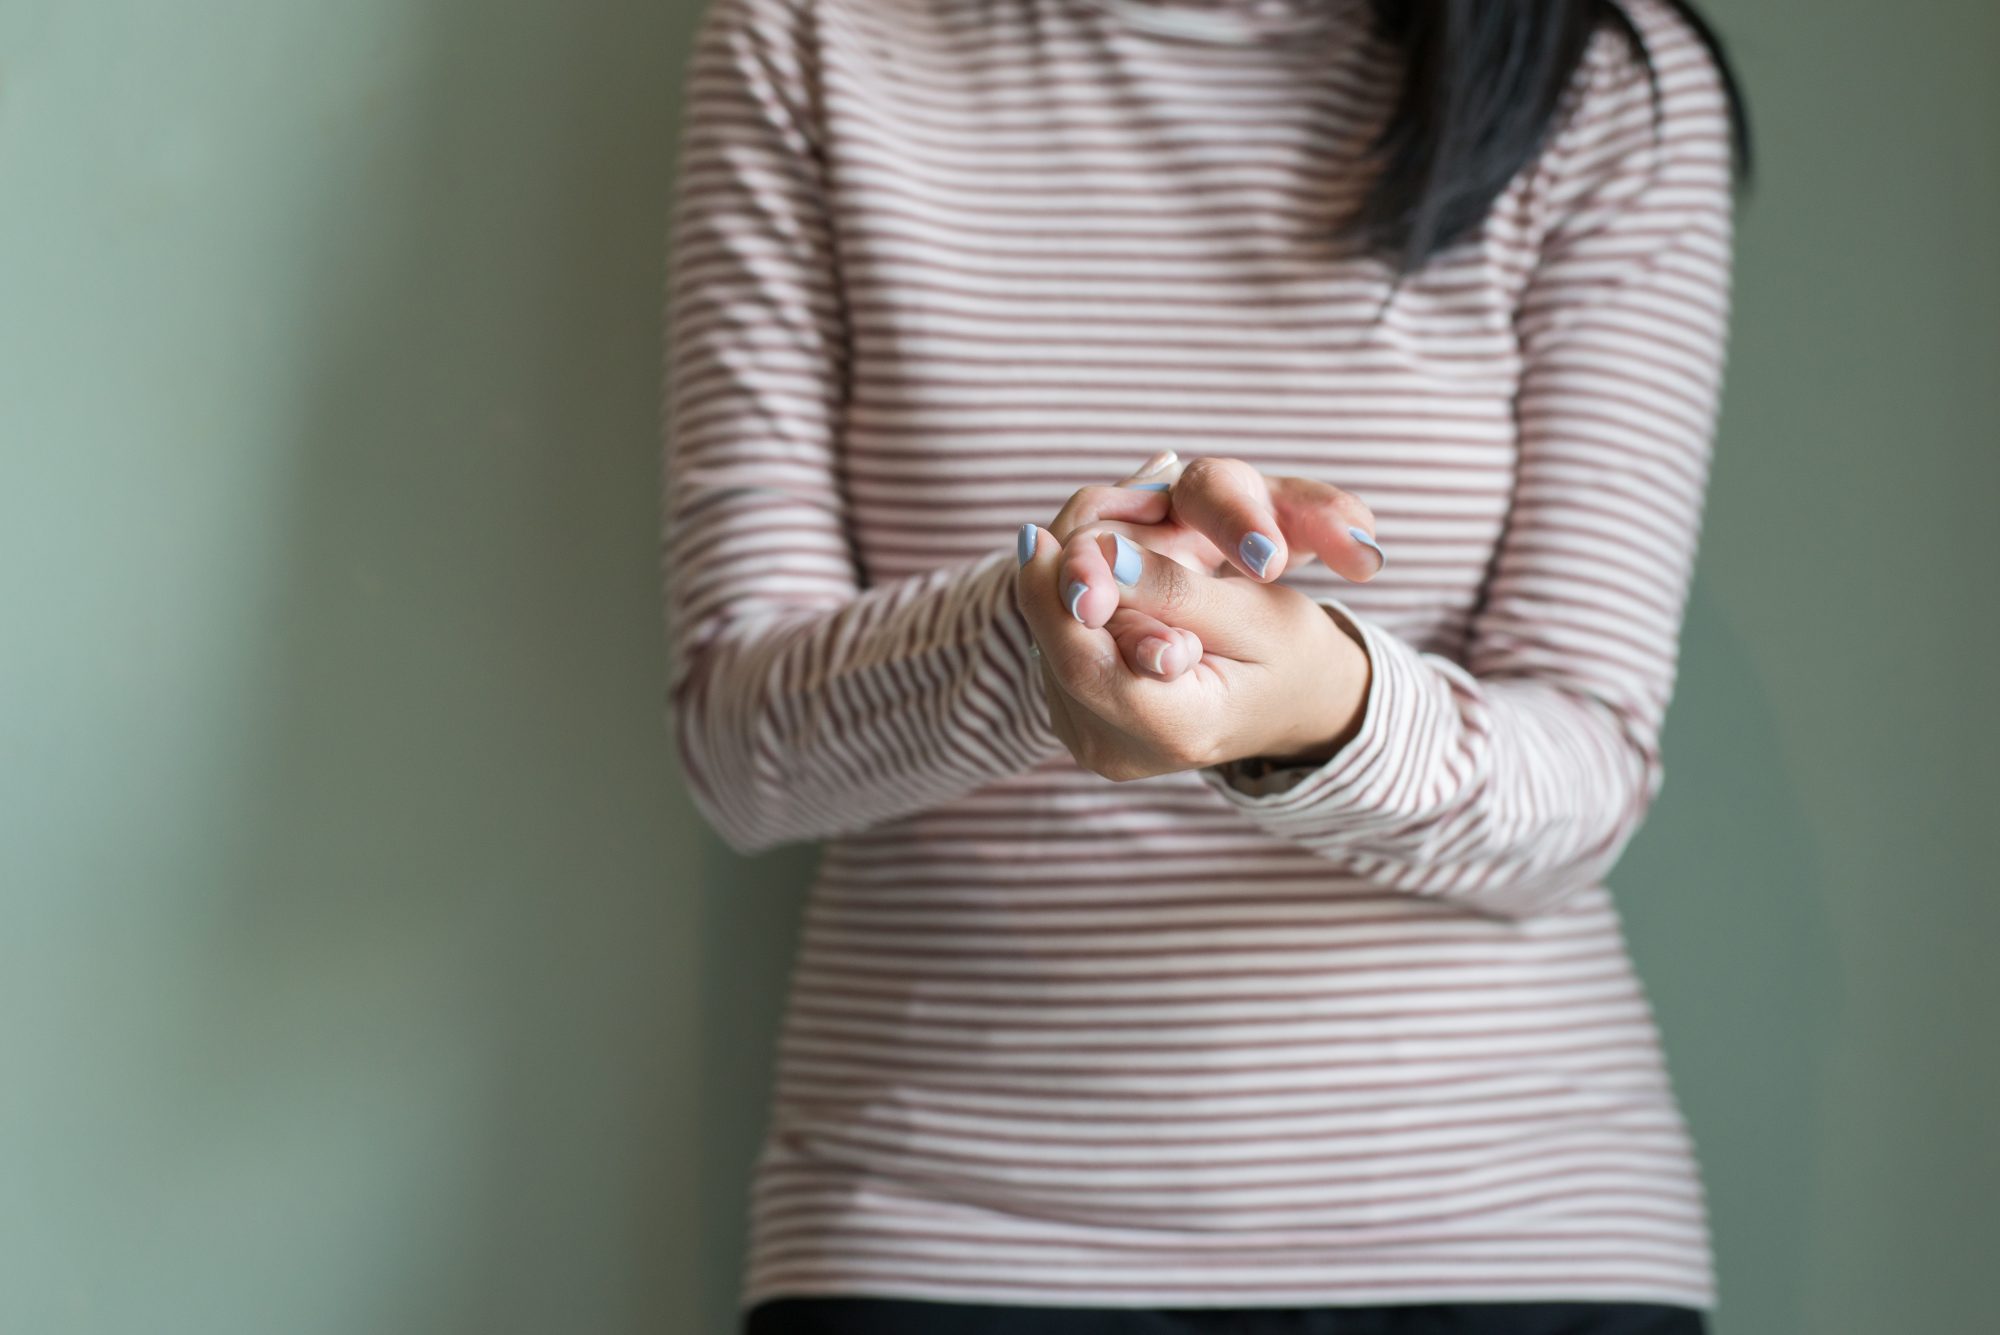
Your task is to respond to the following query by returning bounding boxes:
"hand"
[1016,522,1374,782]
[1051,447,1386,589]
[1037,451,1386,680]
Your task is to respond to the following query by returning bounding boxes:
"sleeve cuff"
[1198,596,1427,835]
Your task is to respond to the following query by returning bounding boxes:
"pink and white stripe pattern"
[662,0,1736,1313]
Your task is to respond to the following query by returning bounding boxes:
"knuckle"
[1151,560,1201,620]
[1179,455,1226,490]
[1319,482,1375,529]
[1334,490,1374,527]
[1183,454,1254,487]
[1051,485,1118,541]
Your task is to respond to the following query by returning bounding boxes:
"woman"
[661,0,1750,1330]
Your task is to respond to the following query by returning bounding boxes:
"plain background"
[2,0,1994,1331]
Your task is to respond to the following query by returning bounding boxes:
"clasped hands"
[1014,451,1386,783]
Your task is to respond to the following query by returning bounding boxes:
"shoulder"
[1523,0,1736,235]
[1563,0,1736,163]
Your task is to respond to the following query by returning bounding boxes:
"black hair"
[1357,0,1752,274]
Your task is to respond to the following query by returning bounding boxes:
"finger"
[1105,450,1239,573]
[1106,607,1203,681]
[1061,515,1220,576]
[1268,474,1387,582]
[1117,448,1185,491]
[1116,450,1250,578]
[1057,519,1120,629]
[1015,522,1122,694]
[1125,448,1183,483]
[1056,521,1220,630]
[1078,528,1279,658]
[1049,482,1169,544]
[1167,456,1290,582]
[1047,450,1188,542]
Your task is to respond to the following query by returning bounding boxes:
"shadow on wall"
[698,841,816,1331]
[1618,576,1839,1335]
[179,1,709,1331]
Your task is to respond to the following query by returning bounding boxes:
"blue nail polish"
[1111,533,1143,586]
[1065,579,1090,623]
[1017,522,1037,566]
[1239,531,1278,579]
[1348,525,1386,568]
[1128,481,1170,492]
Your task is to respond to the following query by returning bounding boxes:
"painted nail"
[1348,525,1386,570]
[1017,522,1037,566]
[1133,449,1178,480]
[1127,481,1170,492]
[1239,531,1278,579]
[1064,579,1090,624]
[1110,533,1143,587]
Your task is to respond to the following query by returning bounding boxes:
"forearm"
[1203,599,1664,919]
[671,548,1062,853]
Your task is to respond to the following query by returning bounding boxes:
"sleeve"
[660,0,1061,855]
[1197,1,1739,920]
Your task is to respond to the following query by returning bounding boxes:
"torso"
[737,0,1713,1312]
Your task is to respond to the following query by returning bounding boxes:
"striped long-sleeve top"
[661,0,1737,1314]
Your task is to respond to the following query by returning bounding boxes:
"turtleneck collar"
[1077,0,1360,45]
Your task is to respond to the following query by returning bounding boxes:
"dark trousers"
[744,1297,1708,1335]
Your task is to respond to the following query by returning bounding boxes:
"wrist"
[1262,604,1371,766]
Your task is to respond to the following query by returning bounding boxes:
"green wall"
[2,1,1993,1332]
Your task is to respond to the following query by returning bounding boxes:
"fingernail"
[1140,637,1170,676]
[1127,481,1171,492]
[1017,522,1037,566]
[1065,579,1090,623]
[1348,525,1386,570]
[1133,449,1177,480]
[1239,531,1278,579]
[1110,533,1143,587]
